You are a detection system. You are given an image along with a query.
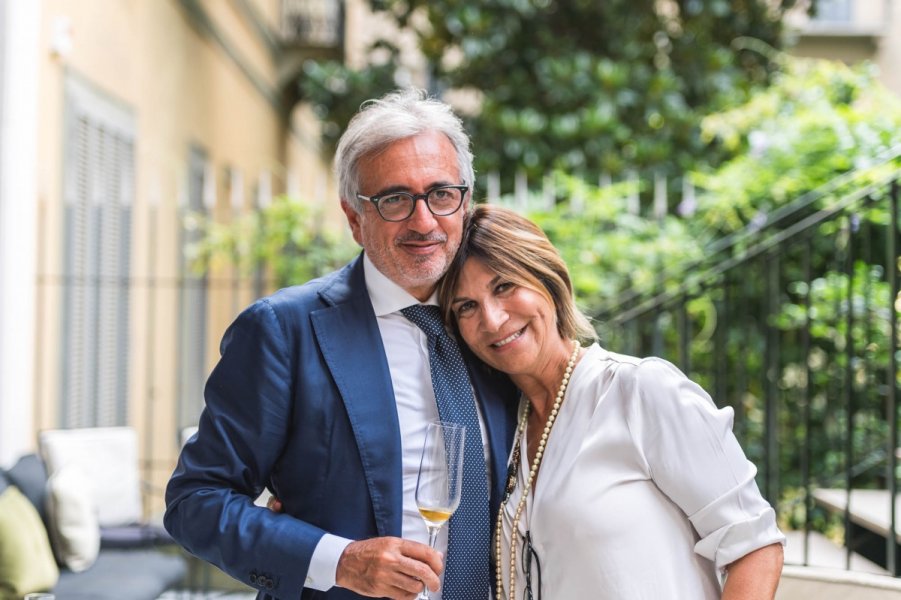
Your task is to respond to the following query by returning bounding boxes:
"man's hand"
[336,537,444,600]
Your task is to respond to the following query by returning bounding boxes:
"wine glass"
[415,420,465,600]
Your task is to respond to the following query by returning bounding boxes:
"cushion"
[45,466,100,572]
[100,524,174,549]
[39,427,142,527]
[0,486,59,598]
[5,454,49,526]
[53,549,187,600]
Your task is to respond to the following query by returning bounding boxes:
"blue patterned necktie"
[402,304,490,600]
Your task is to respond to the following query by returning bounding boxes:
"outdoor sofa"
[0,428,186,599]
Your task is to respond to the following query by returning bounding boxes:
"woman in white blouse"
[437,204,785,600]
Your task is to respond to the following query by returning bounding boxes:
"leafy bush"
[186,195,358,289]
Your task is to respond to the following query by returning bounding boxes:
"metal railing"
[592,155,901,573]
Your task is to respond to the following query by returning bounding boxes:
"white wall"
[0,0,41,467]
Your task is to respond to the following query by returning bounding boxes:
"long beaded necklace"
[494,339,581,600]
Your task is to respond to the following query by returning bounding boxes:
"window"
[60,74,134,427]
[813,0,852,22]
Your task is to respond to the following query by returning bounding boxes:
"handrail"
[706,144,901,255]
[595,157,901,325]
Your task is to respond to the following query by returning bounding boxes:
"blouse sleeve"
[622,357,785,570]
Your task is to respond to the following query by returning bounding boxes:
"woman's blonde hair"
[438,204,597,344]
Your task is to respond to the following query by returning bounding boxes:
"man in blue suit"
[164,89,517,600]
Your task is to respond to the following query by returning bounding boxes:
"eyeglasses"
[522,531,542,600]
[356,184,468,222]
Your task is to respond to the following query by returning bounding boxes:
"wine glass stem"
[419,525,443,600]
[427,524,441,549]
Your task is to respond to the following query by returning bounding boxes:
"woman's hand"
[266,495,283,513]
[722,542,784,600]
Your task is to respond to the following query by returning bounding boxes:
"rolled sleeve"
[628,358,785,570]
[690,473,786,569]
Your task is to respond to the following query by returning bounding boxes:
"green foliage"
[187,195,358,289]
[521,55,901,313]
[298,42,404,153]
[692,56,901,236]
[299,0,806,187]
[517,172,705,317]
[775,262,898,367]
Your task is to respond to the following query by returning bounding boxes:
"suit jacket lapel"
[312,256,403,538]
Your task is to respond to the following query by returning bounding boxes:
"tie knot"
[401,304,445,339]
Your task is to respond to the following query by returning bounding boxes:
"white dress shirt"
[305,254,490,597]
[497,343,785,599]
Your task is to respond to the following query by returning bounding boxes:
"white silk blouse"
[495,344,785,599]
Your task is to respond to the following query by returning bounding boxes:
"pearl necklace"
[494,340,581,600]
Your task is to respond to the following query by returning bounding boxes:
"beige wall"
[31,0,337,514]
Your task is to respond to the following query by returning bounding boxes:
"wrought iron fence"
[589,159,901,573]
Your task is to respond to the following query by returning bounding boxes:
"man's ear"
[341,200,364,247]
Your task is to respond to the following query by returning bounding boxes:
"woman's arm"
[722,542,784,600]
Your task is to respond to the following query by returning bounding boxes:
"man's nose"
[405,197,438,232]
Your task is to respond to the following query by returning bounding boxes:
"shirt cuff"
[305,533,353,591]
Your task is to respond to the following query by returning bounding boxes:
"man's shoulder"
[263,257,363,313]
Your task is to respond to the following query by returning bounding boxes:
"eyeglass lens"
[522,531,541,600]
[377,186,464,221]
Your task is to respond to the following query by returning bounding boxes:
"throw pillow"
[5,454,49,527]
[45,466,100,572]
[39,427,142,527]
[0,486,59,599]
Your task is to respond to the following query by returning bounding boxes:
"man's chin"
[397,263,448,290]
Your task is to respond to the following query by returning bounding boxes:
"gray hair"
[334,88,475,212]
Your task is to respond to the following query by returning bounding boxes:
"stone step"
[777,565,901,600]
[784,529,888,574]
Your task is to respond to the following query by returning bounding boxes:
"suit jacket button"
[266,579,274,590]
[249,573,258,584]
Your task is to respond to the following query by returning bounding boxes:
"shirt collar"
[363,253,439,317]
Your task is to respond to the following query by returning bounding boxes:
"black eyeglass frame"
[521,530,542,600]
[355,184,469,222]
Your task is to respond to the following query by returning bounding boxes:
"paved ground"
[157,592,256,599]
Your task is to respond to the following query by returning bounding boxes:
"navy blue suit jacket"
[164,255,518,599]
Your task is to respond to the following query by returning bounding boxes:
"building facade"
[0,0,382,515]
[788,0,900,96]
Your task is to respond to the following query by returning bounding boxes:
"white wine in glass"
[415,420,465,600]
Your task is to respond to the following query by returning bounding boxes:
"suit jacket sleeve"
[164,297,323,596]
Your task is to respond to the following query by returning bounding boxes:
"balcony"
[278,0,344,104]
[786,0,890,61]
[280,0,343,54]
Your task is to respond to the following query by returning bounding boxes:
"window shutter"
[61,75,134,428]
